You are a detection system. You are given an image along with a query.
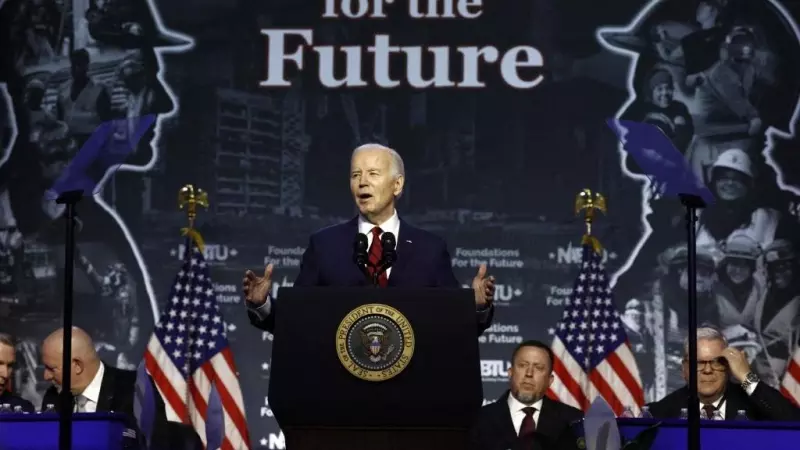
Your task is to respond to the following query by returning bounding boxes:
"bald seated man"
[39,327,203,450]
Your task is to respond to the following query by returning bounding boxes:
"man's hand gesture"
[472,264,495,308]
[242,264,274,306]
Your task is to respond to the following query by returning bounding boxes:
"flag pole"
[178,184,209,252]
[574,189,607,410]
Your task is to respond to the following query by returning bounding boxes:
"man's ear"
[393,175,405,197]
[73,358,83,376]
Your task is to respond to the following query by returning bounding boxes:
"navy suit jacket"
[248,216,494,334]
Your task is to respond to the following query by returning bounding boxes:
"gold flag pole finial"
[574,189,607,254]
[178,184,209,252]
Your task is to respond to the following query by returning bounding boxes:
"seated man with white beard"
[470,340,583,450]
[647,326,800,421]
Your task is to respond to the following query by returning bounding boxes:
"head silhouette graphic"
[596,0,800,286]
[0,0,193,380]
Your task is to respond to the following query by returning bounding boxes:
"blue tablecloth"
[0,412,128,450]
[617,418,800,450]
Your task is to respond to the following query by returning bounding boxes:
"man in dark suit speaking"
[243,143,496,335]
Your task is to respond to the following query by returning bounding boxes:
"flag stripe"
[605,350,645,406]
[208,352,250,442]
[781,355,800,406]
[188,372,209,445]
[588,369,623,414]
[220,349,247,412]
[550,338,589,408]
[144,340,189,423]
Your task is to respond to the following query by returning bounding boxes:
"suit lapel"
[492,392,519,444]
[723,383,746,419]
[537,397,559,439]
[96,366,115,412]
[387,219,412,286]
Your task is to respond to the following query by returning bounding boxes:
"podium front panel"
[268,287,483,430]
[617,419,800,450]
[0,412,128,450]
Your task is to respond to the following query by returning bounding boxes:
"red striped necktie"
[368,227,388,287]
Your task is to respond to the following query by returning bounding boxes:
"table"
[0,412,128,450]
[616,418,800,450]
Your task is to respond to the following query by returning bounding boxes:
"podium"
[617,418,800,450]
[0,412,128,450]
[268,287,484,450]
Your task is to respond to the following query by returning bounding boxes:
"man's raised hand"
[242,264,274,305]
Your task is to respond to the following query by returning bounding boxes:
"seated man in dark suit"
[471,340,584,450]
[0,332,35,413]
[647,325,800,421]
[39,327,202,449]
[242,143,496,335]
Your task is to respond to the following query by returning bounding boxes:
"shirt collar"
[705,395,725,409]
[358,210,400,237]
[507,392,544,414]
[80,362,105,404]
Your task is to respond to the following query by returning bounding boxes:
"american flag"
[545,244,645,417]
[143,240,251,449]
[780,348,800,406]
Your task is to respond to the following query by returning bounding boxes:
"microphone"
[373,232,397,284]
[380,232,397,266]
[353,233,371,283]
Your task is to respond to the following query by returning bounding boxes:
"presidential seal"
[336,303,415,382]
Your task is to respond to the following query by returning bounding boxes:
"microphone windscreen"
[381,232,396,251]
[354,233,369,252]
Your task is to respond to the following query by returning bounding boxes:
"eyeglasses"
[684,357,726,372]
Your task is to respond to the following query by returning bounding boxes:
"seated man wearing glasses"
[647,326,800,421]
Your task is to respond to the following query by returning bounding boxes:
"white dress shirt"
[76,362,105,413]
[507,394,544,435]
[357,210,400,279]
[699,382,758,420]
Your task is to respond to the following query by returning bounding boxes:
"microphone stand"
[356,260,374,286]
[679,193,706,450]
[371,267,380,287]
[56,190,83,450]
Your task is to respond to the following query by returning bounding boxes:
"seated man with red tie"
[242,143,496,335]
[471,340,584,450]
[646,325,800,421]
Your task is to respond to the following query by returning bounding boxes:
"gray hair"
[352,143,405,179]
[683,326,728,358]
[0,332,14,348]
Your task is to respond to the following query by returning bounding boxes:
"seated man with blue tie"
[471,340,584,450]
[646,326,800,421]
[243,143,496,335]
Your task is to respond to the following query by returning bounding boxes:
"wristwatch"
[741,371,760,391]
